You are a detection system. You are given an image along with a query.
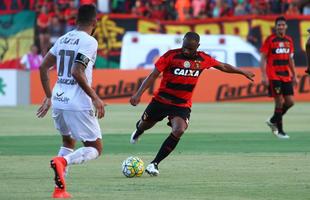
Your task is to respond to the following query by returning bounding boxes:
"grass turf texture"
[0,103,309,200]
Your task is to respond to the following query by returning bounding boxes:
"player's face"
[275,20,287,36]
[182,39,199,59]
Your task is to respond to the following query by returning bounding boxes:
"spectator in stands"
[131,0,147,17]
[49,16,65,45]
[20,44,43,71]
[234,0,249,16]
[285,2,300,15]
[64,1,77,32]
[37,5,51,56]
[192,0,206,18]
[175,0,191,21]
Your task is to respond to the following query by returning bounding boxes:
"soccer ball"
[121,156,145,178]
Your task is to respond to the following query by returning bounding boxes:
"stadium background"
[0,1,310,200]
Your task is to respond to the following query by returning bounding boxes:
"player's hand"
[93,97,106,119]
[243,71,255,81]
[130,94,141,106]
[36,97,51,118]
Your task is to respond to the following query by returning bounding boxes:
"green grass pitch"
[0,103,309,200]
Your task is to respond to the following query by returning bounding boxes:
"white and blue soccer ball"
[121,156,145,178]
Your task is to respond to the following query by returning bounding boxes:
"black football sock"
[134,120,144,139]
[270,107,283,124]
[152,133,180,165]
[277,121,284,133]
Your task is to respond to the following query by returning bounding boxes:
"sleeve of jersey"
[49,43,57,56]
[155,54,170,72]
[260,38,269,54]
[203,54,221,69]
[76,39,98,68]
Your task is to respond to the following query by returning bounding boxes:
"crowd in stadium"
[32,0,310,56]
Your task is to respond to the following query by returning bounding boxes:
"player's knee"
[172,127,185,137]
[285,101,294,108]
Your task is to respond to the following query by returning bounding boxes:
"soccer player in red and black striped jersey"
[260,16,297,139]
[129,32,255,176]
[306,28,310,75]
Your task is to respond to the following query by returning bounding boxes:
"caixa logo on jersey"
[173,68,201,77]
[275,48,290,54]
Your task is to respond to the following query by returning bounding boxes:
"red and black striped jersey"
[153,48,220,108]
[260,34,294,82]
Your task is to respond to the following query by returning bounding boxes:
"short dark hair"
[275,16,286,25]
[184,32,200,43]
[77,4,97,25]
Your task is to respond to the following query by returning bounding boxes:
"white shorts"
[52,109,102,142]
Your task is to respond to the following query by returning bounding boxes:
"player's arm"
[130,68,161,106]
[260,53,268,84]
[288,53,297,85]
[306,36,310,75]
[36,52,56,118]
[71,61,105,119]
[213,62,254,81]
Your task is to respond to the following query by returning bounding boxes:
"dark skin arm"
[36,52,56,118]
[306,36,310,75]
[130,68,161,106]
[71,63,105,119]
[213,62,255,81]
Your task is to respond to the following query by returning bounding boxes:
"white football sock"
[57,146,74,177]
[64,147,99,165]
[58,146,74,156]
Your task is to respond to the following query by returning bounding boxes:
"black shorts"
[268,80,294,97]
[141,99,191,126]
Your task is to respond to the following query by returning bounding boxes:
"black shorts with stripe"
[141,99,191,126]
[268,80,294,97]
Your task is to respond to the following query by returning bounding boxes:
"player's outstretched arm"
[306,36,310,75]
[37,52,56,118]
[71,62,105,119]
[213,62,255,81]
[130,68,160,106]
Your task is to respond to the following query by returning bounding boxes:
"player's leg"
[278,81,294,138]
[146,116,188,176]
[306,35,310,74]
[61,110,102,165]
[130,100,166,144]
[266,80,283,136]
[50,109,72,197]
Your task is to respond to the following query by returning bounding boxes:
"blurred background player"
[306,28,310,75]
[36,4,105,198]
[260,16,297,139]
[129,32,255,176]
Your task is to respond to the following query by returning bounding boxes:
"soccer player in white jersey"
[36,4,104,198]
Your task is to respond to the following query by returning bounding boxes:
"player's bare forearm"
[214,63,254,81]
[306,38,310,74]
[40,53,56,98]
[135,68,160,97]
[71,63,98,101]
[130,68,160,106]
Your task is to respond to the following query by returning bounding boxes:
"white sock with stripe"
[57,146,74,177]
[64,147,99,165]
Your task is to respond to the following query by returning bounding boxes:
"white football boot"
[265,118,279,136]
[276,132,290,139]
[145,163,159,176]
[130,129,139,144]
